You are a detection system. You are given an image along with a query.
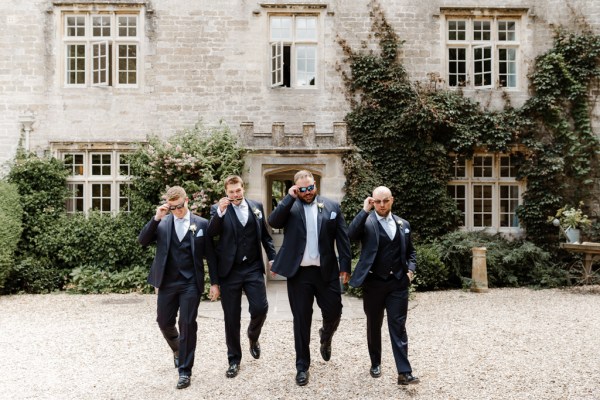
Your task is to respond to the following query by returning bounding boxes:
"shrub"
[414,243,449,291]
[68,265,154,294]
[6,256,69,294]
[0,181,23,291]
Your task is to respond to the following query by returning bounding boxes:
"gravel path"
[1,287,599,400]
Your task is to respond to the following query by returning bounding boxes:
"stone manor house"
[2,0,600,244]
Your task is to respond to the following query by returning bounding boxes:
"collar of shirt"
[175,210,191,223]
[377,214,392,223]
[232,200,247,210]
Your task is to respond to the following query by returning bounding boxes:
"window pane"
[500,155,516,177]
[473,184,493,227]
[500,185,519,227]
[498,48,517,88]
[270,16,292,41]
[66,183,85,213]
[449,155,466,178]
[64,153,84,175]
[448,20,466,40]
[473,155,493,177]
[498,21,516,41]
[66,16,85,37]
[117,45,137,84]
[91,183,111,212]
[447,185,466,226]
[296,45,316,86]
[448,48,467,86]
[296,17,317,41]
[119,183,131,212]
[66,45,86,84]
[473,47,492,86]
[91,153,111,175]
[92,15,111,37]
[118,16,137,37]
[473,21,491,41]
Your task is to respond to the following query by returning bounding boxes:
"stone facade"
[1,0,600,205]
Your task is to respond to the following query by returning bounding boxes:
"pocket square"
[196,229,204,237]
[404,228,410,234]
[330,211,337,219]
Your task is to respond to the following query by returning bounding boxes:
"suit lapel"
[166,213,174,246]
[368,212,380,247]
[294,198,307,231]
[393,214,405,254]
[316,196,323,236]
[226,203,239,239]
[189,214,196,257]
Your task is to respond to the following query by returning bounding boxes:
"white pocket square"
[404,228,410,234]
[196,229,204,237]
[330,211,337,219]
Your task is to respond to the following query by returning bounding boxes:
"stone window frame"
[447,151,524,232]
[56,2,145,88]
[440,7,527,91]
[52,142,134,214]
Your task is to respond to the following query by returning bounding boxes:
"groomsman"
[138,186,219,389]
[347,186,419,385]
[208,175,276,378]
[268,170,351,386]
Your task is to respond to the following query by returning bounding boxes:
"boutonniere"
[189,223,197,234]
[396,219,403,229]
[317,202,324,213]
[252,207,262,219]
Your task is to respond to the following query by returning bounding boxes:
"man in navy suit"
[268,170,351,386]
[347,186,419,386]
[207,175,276,378]
[138,186,219,390]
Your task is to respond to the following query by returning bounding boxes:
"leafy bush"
[129,121,246,220]
[414,243,449,291]
[68,265,153,294]
[6,256,69,294]
[0,181,23,291]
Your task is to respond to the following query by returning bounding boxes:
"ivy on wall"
[340,1,600,247]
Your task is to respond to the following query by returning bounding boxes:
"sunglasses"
[167,201,186,211]
[298,184,315,193]
[373,199,391,205]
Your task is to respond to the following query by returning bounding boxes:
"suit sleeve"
[258,203,277,261]
[203,223,219,285]
[348,209,369,241]
[405,220,417,272]
[267,194,295,229]
[138,218,160,246]
[207,203,224,237]
[335,203,352,274]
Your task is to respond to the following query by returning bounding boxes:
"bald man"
[347,186,419,386]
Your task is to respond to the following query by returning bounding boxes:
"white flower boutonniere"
[317,202,324,213]
[396,219,403,229]
[189,223,197,234]
[253,207,262,219]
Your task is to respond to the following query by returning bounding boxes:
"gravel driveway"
[1,286,599,400]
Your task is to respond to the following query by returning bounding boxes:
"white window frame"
[268,14,319,89]
[57,146,133,214]
[448,152,524,233]
[442,10,523,90]
[60,7,143,88]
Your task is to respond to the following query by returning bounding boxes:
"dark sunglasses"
[298,184,315,193]
[167,201,186,211]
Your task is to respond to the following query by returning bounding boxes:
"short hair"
[224,175,244,190]
[294,170,314,183]
[164,186,187,201]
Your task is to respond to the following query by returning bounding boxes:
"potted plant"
[549,202,592,243]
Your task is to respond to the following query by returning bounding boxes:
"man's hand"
[340,271,350,285]
[407,270,415,282]
[363,196,374,212]
[154,203,170,221]
[218,197,231,213]
[288,185,299,198]
[209,284,220,301]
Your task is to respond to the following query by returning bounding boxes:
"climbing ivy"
[340,1,600,248]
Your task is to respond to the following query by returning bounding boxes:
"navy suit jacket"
[138,213,219,289]
[268,194,351,281]
[207,199,276,278]
[347,209,416,288]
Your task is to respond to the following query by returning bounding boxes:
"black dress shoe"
[249,339,261,359]
[173,352,179,368]
[319,328,332,361]
[370,365,381,378]
[295,370,309,386]
[176,375,190,389]
[226,363,240,378]
[397,373,419,385]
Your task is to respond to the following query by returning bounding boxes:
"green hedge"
[0,181,23,291]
